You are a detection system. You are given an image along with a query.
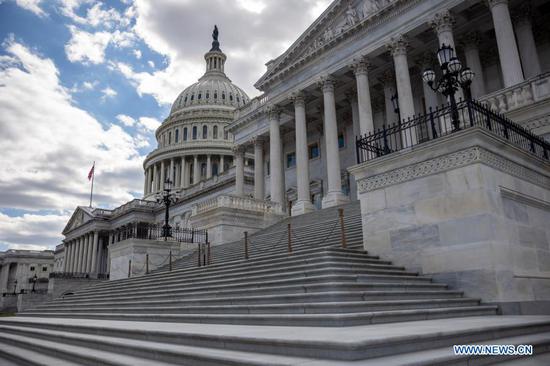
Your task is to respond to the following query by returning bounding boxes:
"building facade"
[0,250,54,296]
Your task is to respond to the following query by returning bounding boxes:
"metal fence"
[356,99,550,163]
[115,222,208,244]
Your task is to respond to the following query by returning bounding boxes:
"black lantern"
[156,179,177,240]
[422,43,475,132]
[31,274,38,292]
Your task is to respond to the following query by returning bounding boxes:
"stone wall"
[48,277,104,300]
[17,292,51,312]
[350,128,550,315]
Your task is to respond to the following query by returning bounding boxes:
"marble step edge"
[17,305,499,327]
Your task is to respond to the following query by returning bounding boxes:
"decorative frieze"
[356,146,550,193]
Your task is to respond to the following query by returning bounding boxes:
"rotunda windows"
[175,129,179,143]
[222,92,226,100]
[229,94,233,101]
[206,91,210,99]
[192,126,197,140]
[198,92,202,100]
[213,125,218,139]
[214,92,217,99]
[202,125,208,139]
[183,127,188,141]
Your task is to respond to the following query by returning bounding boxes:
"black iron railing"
[49,272,109,280]
[114,222,208,244]
[356,99,550,163]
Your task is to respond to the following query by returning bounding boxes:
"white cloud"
[15,0,46,17]
[82,80,97,90]
[133,49,142,59]
[0,212,69,249]
[116,114,135,126]
[147,60,155,68]
[101,86,117,99]
[65,25,111,64]
[0,39,145,249]
[138,116,161,131]
[86,2,124,28]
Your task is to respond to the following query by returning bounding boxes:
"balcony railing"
[356,99,550,163]
[192,194,283,216]
[114,222,208,244]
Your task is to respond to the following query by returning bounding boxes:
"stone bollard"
[287,223,292,253]
[169,250,172,272]
[128,260,131,278]
[338,208,347,249]
[145,254,149,274]
[244,232,249,260]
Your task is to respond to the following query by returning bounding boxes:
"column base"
[321,191,350,209]
[291,200,316,216]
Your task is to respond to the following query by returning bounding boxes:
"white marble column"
[253,138,265,200]
[180,157,186,188]
[193,155,200,184]
[319,76,349,208]
[75,237,83,272]
[379,70,397,125]
[351,58,375,135]
[206,155,212,179]
[488,0,523,87]
[268,106,284,206]
[160,160,166,188]
[219,155,225,174]
[513,7,541,79]
[169,158,175,184]
[68,241,75,272]
[86,233,94,273]
[152,164,158,192]
[291,92,315,215]
[461,32,486,98]
[387,35,417,145]
[70,240,77,272]
[82,234,90,273]
[91,231,99,274]
[62,242,69,272]
[143,169,148,196]
[234,146,245,196]
[97,237,104,274]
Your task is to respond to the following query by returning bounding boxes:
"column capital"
[290,91,306,107]
[429,10,455,36]
[231,145,245,156]
[251,136,266,147]
[378,69,395,87]
[318,74,336,92]
[487,0,508,9]
[265,104,281,120]
[350,56,370,76]
[386,34,408,57]
[459,31,482,50]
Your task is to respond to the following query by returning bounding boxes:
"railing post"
[145,254,149,274]
[207,241,211,265]
[287,223,292,253]
[338,208,347,249]
[169,250,172,271]
[429,107,438,139]
[244,231,249,260]
[382,126,390,155]
[466,99,474,127]
[128,260,131,278]
[197,243,201,267]
[485,107,492,131]
[355,135,360,164]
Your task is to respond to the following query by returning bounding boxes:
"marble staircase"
[1,202,549,365]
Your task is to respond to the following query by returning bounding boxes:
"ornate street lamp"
[156,179,177,241]
[390,93,401,122]
[31,274,38,293]
[422,43,475,132]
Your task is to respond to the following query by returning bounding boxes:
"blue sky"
[0,0,330,251]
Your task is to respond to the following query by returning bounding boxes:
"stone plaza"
[1,0,550,364]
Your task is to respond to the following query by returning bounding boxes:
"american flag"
[88,163,95,181]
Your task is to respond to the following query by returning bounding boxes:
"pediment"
[62,207,93,234]
[255,0,395,90]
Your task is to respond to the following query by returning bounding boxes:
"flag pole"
[89,161,95,208]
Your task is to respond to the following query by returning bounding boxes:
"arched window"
[214,92,217,99]
[190,94,194,101]
[184,95,188,103]
[183,127,188,141]
[229,94,233,101]
[206,91,209,99]
[213,125,218,139]
[168,131,172,144]
[222,92,226,100]
[192,126,197,140]
[175,129,179,143]
[198,92,202,100]
[202,125,208,139]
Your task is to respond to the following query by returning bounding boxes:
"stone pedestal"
[109,239,181,280]
[190,195,285,246]
[349,128,550,315]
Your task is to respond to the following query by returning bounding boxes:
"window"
[266,161,270,176]
[206,91,210,99]
[190,94,194,101]
[309,143,320,159]
[222,92,225,100]
[338,133,345,149]
[168,132,172,144]
[286,152,296,168]
[201,163,207,177]
[202,125,208,139]
[214,92,217,99]
[30,266,35,271]
[183,127,188,141]
[184,95,188,103]
[192,126,197,140]
[198,92,202,100]
[229,94,233,101]
[42,266,47,272]
[213,125,218,139]
[175,129,179,143]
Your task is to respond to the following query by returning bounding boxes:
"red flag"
[88,163,95,181]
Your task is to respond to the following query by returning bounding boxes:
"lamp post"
[13,280,17,295]
[31,274,37,293]
[390,93,401,122]
[422,43,475,132]
[156,179,177,241]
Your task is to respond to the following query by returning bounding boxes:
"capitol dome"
[169,34,250,115]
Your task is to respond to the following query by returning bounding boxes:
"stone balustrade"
[192,194,282,216]
[480,72,550,114]
[234,93,269,120]
[111,199,158,217]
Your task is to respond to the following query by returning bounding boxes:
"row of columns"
[233,0,539,215]
[63,231,100,274]
[144,154,230,194]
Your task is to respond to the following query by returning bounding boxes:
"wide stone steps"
[2,316,549,365]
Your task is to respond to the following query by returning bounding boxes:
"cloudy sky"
[0,0,331,251]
